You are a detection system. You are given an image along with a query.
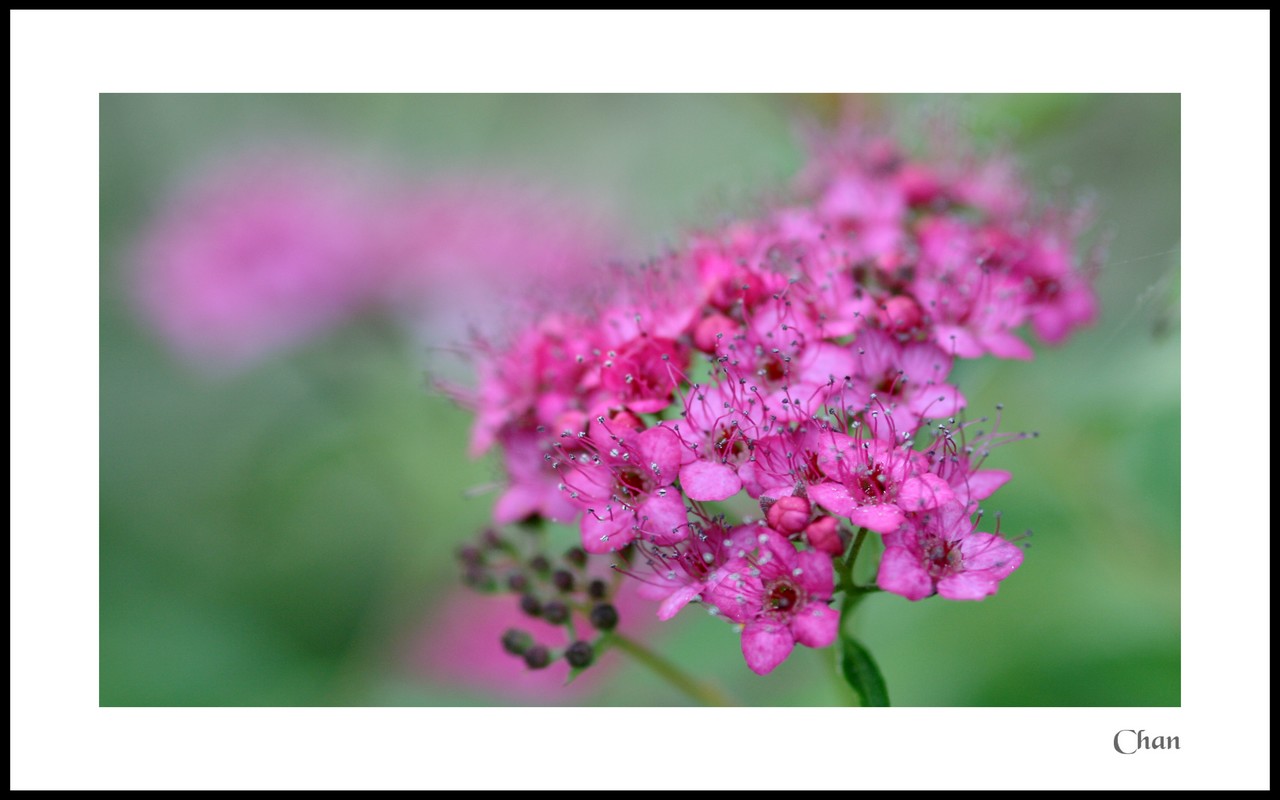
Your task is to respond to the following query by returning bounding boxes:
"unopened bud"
[565,641,595,669]
[589,603,619,631]
[805,516,845,555]
[877,295,923,333]
[542,600,570,625]
[767,495,812,535]
[501,628,532,656]
[693,314,738,353]
[519,595,542,618]
[523,645,551,670]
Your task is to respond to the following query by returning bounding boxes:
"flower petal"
[657,584,702,621]
[792,603,840,648]
[638,425,684,480]
[936,572,1002,600]
[808,481,857,517]
[897,473,957,512]
[741,622,795,675]
[795,549,835,598]
[848,503,906,535]
[580,509,634,555]
[638,493,689,545]
[962,469,1011,501]
[876,545,933,601]
[679,460,742,502]
[754,529,798,580]
[959,532,1024,579]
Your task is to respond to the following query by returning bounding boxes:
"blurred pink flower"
[134,155,386,368]
[406,582,651,704]
[383,177,622,340]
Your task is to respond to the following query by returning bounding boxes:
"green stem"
[837,527,881,634]
[609,633,734,707]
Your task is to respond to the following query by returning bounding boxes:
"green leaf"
[840,635,890,707]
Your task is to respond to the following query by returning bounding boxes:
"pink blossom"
[713,304,856,422]
[492,428,580,526]
[631,520,757,621]
[135,156,383,367]
[913,217,1036,360]
[467,315,600,457]
[707,529,840,675]
[835,328,967,430]
[558,424,689,554]
[804,434,952,535]
[667,382,766,502]
[877,500,1024,601]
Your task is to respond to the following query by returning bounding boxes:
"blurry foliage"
[100,94,1179,706]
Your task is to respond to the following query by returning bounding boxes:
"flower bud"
[805,516,845,555]
[586,579,609,600]
[519,594,542,618]
[506,573,529,593]
[877,295,923,333]
[766,495,811,535]
[693,314,738,353]
[589,603,619,631]
[565,641,595,669]
[501,628,533,656]
[523,645,551,670]
[563,547,588,568]
[542,600,570,625]
[551,569,575,593]
[897,163,941,206]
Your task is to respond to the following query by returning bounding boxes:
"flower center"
[799,450,826,484]
[856,463,889,500]
[923,536,963,578]
[614,468,652,503]
[874,370,904,397]
[766,580,801,613]
[760,355,788,384]
[714,425,747,461]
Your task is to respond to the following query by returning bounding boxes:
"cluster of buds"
[457,527,623,675]
[458,124,1099,676]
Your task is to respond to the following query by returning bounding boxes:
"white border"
[12,9,1270,791]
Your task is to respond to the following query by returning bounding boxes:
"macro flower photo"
[98,93,1180,708]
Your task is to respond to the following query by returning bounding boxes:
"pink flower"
[492,428,580,526]
[804,434,953,535]
[594,333,688,414]
[408,583,652,703]
[913,217,1036,360]
[737,425,849,500]
[134,156,383,367]
[707,529,840,675]
[558,424,689,554]
[667,382,766,502]
[713,304,856,423]
[877,500,1024,601]
[631,519,757,621]
[467,314,600,457]
[835,328,967,430]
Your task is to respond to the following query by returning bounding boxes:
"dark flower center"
[614,468,652,502]
[857,463,889,499]
[761,355,788,384]
[799,451,826,484]
[923,536,963,578]
[766,580,801,612]
[714,426,747,461]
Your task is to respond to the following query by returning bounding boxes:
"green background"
[100,94,1180,706]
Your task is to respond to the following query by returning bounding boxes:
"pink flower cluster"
[465,128,1098,675]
